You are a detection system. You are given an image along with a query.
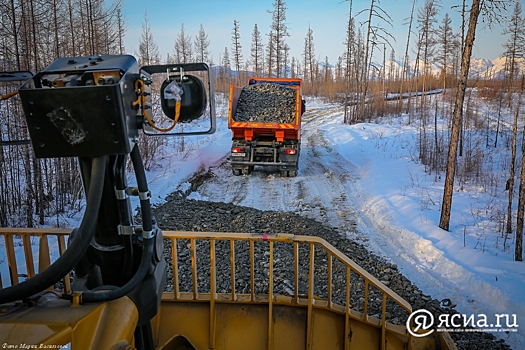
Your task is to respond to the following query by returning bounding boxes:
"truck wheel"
[232,168,242,176]
[289,170,297,177]
[280,170,288,178]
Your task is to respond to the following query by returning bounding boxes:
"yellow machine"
[0,56,456,350]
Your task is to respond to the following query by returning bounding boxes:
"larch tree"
[250,24,264,77]
[513,76,525,261]
[194,24,210,63]
[439,0,516,232]
[219,47,232,91]
[231,19,243,84]
[116,7,126,55]
[303,24,316,86]
[173,23,192,64]
[416,0,440,111]
[343,15,357,124]
[501,2,525,107]
[399,0,417,116]
[436,13,459,92]
[355,0,395,122]
[138,12,160,66]
[507,76,524,240]
[266,31,275,77]
[268,0,290,77]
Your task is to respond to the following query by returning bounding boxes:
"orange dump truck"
[228,77,304,177]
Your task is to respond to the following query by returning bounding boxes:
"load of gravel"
[233,83,296,124]
[152,191,511,350]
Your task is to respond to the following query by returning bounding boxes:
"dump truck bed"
[228,77,302,143]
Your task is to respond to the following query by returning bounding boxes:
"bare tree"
[507,76,523,242]
[173,23,192,64]
[138,12,160,66]
[416,0,440,111]
[436,13,459,92]
[355,0,395,122]
[399,0,417,115]
[214,47,231,92]
[268,0,290,77]
[266,31,275,77]
[116,7,126,55]
[250,24,264,77]
[343,12,357,124]
[194,24,210,63]
[439,0,514,232]
[303,24,316,92]
[231,19,243,84]
[502,2,525,107]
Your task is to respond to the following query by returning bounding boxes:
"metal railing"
[0,228,71,293]
[0,228,414,349]
[162,230,413,349]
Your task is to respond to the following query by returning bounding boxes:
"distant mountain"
[370,56,525,80]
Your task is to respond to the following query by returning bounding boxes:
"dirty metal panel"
[19,84,130,158]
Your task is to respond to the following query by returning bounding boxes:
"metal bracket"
[166,66,184,82]
[130,225,155,239]
[114,187,150,201]
[118,225,136,236]
[138,190,151,201]
[114,187,131,200]
[118,225,155,239]
[142,229,154,239]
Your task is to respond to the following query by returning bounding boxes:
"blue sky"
[121,0,511,66]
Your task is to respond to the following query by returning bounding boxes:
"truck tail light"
[232,147,243,153]
[284,149,297,155]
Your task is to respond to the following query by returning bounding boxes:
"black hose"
[81,242,153,303]
[130,144,153,233]
[115,154,134,280]
[81,144,155,303]
[0,156,108,304]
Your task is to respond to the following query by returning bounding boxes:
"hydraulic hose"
[81,144,155,303]
[129,144,153,233]
[0,156,108,304]
[114,154,134,280]
[81,242,153,302]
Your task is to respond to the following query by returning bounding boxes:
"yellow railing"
[0,228,415,349]
[161,231,413,349]
[0,228,71,293]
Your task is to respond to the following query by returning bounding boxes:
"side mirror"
[160,74,206,122]
[140,63,215,136]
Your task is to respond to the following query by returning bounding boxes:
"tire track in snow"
[190,105,360,239]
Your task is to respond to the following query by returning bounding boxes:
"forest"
[1,0,525,260]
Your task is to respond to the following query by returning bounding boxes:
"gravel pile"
[233,84,296,123]
[152,191,511,350]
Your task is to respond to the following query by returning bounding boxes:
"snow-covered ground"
[1,94,524,348]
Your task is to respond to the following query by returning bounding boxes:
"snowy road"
[189,106,362,242]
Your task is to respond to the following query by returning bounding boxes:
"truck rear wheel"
[232,168,242,176]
